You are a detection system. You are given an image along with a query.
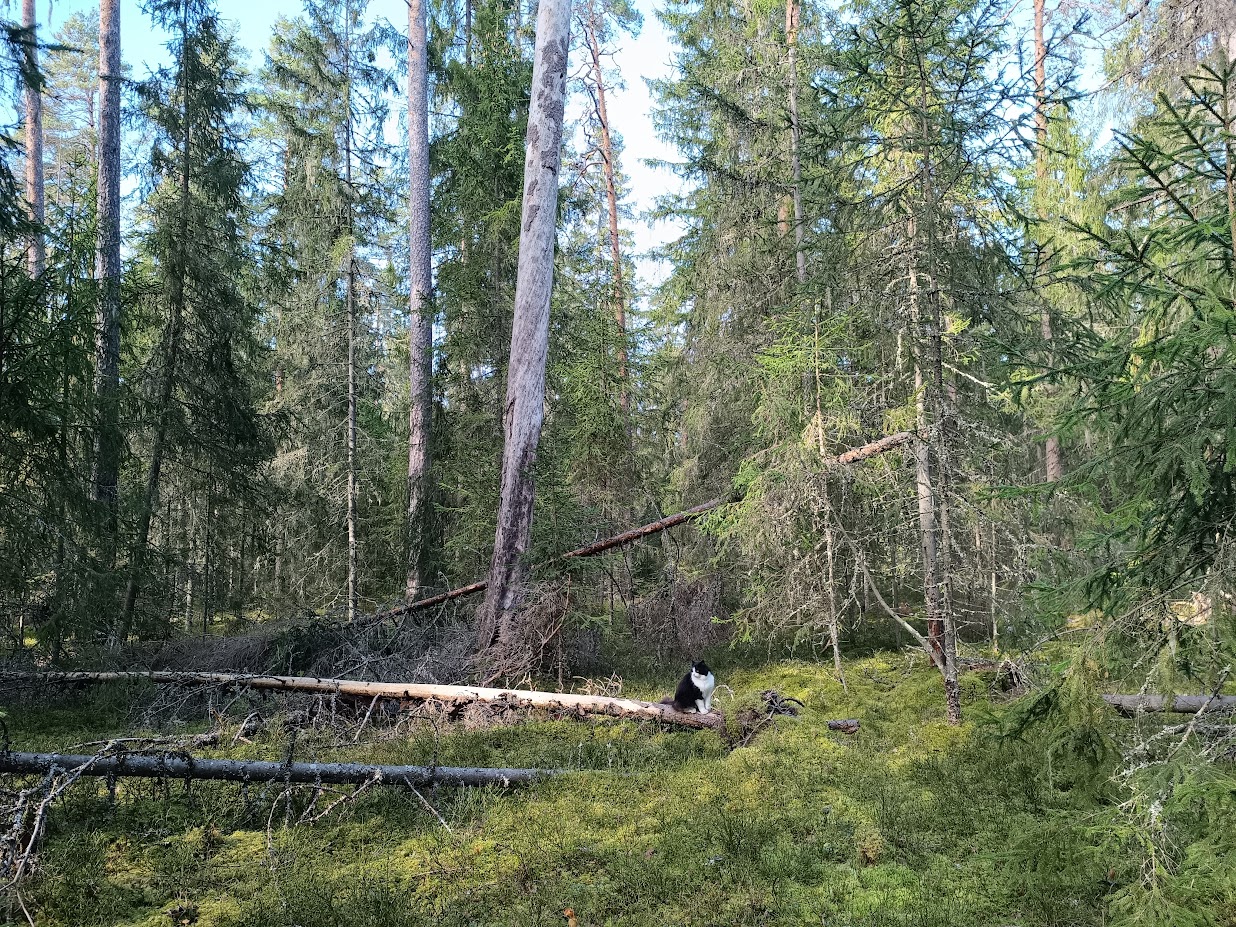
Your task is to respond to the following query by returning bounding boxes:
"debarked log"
[0,750,555,786]
[0,671,729,732]
[1102,694,1236,716]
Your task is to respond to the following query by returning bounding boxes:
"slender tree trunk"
[118,8,191,644]
[92,0,122,543]
[786,0,805,286]
[344,8,359,623]
[22,0,45,279]
[582,6,628,412]
[1035,0,1063,482]
[406,0,434,600]
[476,0,573,652]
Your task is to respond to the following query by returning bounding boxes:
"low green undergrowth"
[4,654,1231,926]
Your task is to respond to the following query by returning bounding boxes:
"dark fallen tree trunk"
[1102,694,1236,716]
[0,750,554,787]
[376,431,915,622]
[0,671,729,732]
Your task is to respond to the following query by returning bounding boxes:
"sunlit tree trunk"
[344,3,359,622]
[406,0,433,599]
[92,0,122,542]
[476,0,572,654]
[22,0,45,279]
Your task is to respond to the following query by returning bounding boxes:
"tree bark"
[22,0,45,279]
[581,4,628,411]
[92,0,122,537]
[477,0,572,651]
[0,750,556,787]
[406,0,434,600]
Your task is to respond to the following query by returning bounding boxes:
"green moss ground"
[8,656,1118,926]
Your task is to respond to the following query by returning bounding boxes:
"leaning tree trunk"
[406,0,434,600]
[92,0,123,541]
[22,0,45,279]
[476,0,572,653]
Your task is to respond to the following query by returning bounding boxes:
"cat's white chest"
[692,670,715,710]
[692,670,715,698]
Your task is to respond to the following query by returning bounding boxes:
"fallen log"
[375,431,915,621]
[1102,694,1236,716]
[825,719,861,734]
[0,671,865,738]
[0,671,728,732]
[0,750,554,787]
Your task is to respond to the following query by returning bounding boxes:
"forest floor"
[7,654,1124,927]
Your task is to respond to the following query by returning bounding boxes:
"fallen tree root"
[0,750,553,787]
[0,671,729,732]
[1102,694,1236,715]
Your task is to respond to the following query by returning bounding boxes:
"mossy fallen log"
[0,750,554,786]
[1102,694,1236,715]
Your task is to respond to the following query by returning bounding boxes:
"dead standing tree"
[476,0,573,657]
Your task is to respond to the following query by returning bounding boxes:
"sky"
[26,0,687,287]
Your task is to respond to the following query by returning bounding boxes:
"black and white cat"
[670,661,716,714]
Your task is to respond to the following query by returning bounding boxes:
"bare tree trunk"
[786,0,805,286]
[908,230,960,723]
[1035,0,1063,482]
[118,6,191,644]
[22,0,45,279]
[476,0,572,652]
[406,0,433,600]
[92,0,122,541]
[581,5,628,411]
[345,7,359,622]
